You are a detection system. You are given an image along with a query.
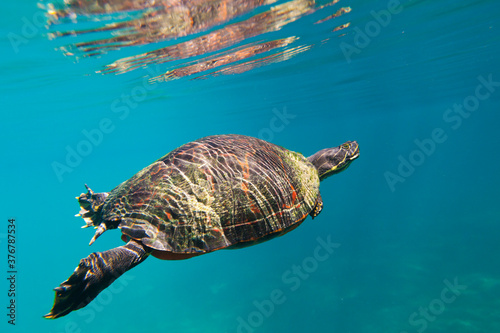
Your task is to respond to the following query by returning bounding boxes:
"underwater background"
[2,0,500,332]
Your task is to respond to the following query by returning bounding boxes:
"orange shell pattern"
[102,135,320,253]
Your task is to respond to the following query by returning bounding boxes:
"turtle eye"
[341,143,350,149]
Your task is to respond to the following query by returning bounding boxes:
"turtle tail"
[44,240,150,319]
[76,184,112,245]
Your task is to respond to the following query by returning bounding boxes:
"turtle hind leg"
[44,240,150,319]
[77,184,109,229]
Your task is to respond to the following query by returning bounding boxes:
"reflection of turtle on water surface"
[44,0,352,77]
[45,134,359,319]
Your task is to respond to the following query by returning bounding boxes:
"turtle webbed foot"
[45,241,149,319]
[44,253,109,319]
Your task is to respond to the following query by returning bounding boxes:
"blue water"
[2,0,500,332]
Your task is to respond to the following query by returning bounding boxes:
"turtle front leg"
[310,193,323,219]
[44,240,150,319]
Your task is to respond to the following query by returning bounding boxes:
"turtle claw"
[53,286,65,293]
[89,223,107,245]
[84,184,94,195]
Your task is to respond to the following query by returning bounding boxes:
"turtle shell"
[101,135,320,254]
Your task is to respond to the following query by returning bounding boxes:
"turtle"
[45,134,359,319]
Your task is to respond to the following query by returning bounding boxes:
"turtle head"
[308,141,359,181]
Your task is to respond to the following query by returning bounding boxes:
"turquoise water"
[2,0,500,332]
